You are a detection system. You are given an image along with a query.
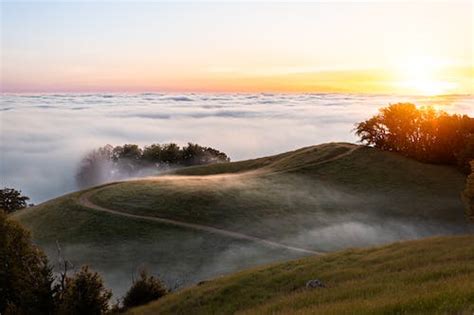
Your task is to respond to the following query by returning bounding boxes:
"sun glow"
[393,57,458,96]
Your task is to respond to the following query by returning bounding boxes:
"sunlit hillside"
[127,235,474,315]
[13,143,472,298]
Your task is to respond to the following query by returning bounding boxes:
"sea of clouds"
[1,93,472,203]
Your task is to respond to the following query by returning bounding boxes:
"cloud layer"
[1,93,472,202]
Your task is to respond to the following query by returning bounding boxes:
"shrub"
[58,266,112,315]
[122,270,168,310]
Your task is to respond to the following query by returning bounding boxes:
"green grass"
[13,191,299,299]
[89,143,469,249]
[127,235,474,315]
[12,142,472,301]
[172,142,355,175]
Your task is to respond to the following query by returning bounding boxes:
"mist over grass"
[19,191,303,299]
[2,93,473,202]
[14,141,473,299]
[43,235,300,300]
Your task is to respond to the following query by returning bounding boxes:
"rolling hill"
[12,143,472,299]
[127,235,474,315]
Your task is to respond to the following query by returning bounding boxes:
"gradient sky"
[1,1,472,94]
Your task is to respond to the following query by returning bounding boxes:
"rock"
[306,279,325,288]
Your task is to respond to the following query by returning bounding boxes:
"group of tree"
[355,103,474,173]
[76,142,230,188]
[0,210,168,314]
[0,187,30,214]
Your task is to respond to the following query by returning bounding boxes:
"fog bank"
[1,93,472,202]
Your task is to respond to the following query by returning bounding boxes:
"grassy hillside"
[13,192,298,299]
[128,235,474,315]
[89,143,470,249]
[172,142,354,175]
[13,142,472,298]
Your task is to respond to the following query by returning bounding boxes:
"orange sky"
[1,2,472,95]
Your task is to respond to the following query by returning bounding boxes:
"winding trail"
[76,146,360,256]
[78,189,322,255]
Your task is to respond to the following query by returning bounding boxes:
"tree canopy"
[76,142,230,188]
[0,211,55,314]
[57,266,112,315]
[1,212,168,313]
[355,103,474,172]
[0,188,30,214]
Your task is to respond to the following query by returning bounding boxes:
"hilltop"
[13,143,471,297]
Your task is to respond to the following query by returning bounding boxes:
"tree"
[159,143,182,164]
[202,146,230,164]
[181,143,230,166]
[462,161,474,222]
[58,266,112,315]
[142,144,163,165]
[0,188,30,214]
[122,270,168,310]
[76,142,231,188]
[355,103,474,172]
[112,144,143,176]
[1,212,118,314]
[112,144,142,162]
[0,211,56,314]
[76,145,114,189]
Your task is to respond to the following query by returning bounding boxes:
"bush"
[122,270,168,310]
[58,266,112,315]
[0,210,56,314]
[355,103,474,172]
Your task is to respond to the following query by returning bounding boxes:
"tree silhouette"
[355,103,474,172]
[75,145,114,188]
[122,270,168,310]
[0,211,56,314]
[0,188,30,213]
[58,266,112,315]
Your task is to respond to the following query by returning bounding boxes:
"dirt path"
[76,146,361,256]
[78,190,322,255]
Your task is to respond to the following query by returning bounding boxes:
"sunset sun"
[393,57,458,96]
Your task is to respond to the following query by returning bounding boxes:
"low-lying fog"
[3,93,473,298]
[1,93,472,203]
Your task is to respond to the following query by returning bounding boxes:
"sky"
[1,1,473,94]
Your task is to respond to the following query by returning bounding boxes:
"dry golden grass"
[128,235,474,315]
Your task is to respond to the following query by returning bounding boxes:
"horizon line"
[1,90,472,98]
